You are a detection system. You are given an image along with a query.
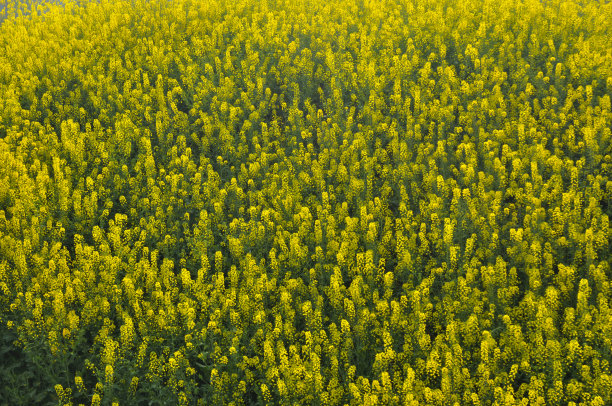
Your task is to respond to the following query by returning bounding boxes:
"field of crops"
[0,0,610,404]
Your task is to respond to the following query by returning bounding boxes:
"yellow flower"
[105,365,114,384]
[55,384,64,399]
[75,376,85,392]
[129,377,139,394]
[261,383,272,403]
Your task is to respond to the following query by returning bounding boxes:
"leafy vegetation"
[0,0,611,404]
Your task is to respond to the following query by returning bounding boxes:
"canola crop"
[0,0,610,404]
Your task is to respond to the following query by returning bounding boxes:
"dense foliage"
[0,0,611,404]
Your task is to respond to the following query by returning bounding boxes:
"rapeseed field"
[0,0,610,404]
